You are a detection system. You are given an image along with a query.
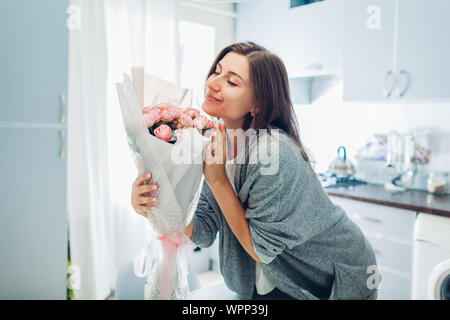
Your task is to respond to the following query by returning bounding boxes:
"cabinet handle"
[60,94,66,124]
[352,213,382,224]
[398,70,411,97]
[60,130,66,159]
[383,70,396,98]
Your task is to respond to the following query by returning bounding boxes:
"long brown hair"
[205,41,312,167]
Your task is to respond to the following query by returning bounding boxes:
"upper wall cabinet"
[395,0,450,100]
[236,0,291,61]
[0,0,69,124]
[288,0,343,77]
[236,0,343,104]
[343,0,450,102]
[343,0,395,101]
[236,0,342,78]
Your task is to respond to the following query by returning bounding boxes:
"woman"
[131,42,379,300]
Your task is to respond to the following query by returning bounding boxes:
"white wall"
[295,77,450,174]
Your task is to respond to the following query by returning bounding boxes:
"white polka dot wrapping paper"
[116,71,212,300]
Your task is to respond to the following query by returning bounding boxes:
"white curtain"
[68,0,180,299]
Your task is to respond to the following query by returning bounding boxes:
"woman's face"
[202,52,256,129]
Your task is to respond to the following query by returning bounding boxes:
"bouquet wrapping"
[116,68,214,299]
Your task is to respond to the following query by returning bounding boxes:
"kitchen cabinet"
[236,0,291,62]
[0,127,67,299]
[343,0,395,101]
[288,0,343,77]
[0,0,69,124]
[395,0,450,100]
[330,196,416,299]
[343,0,450,101]
[236,0,342,77]
[0,0,69,299]
[236,0,343,105]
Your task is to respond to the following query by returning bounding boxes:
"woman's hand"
[203,119,228,187]
[131,172,159,217]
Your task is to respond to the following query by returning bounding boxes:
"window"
[179,20,216,108]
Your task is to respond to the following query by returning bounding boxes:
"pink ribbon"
[133,232,196,299]
[157,233,196,299]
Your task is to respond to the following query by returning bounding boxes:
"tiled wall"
[294,77,450,175]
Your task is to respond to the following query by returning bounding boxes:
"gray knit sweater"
[190,129,378,300]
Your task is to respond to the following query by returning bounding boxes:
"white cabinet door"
[288,0,343,76]
[395,0,450,100]
[0,0,69,124]
[0,0,69,299]
[343,0,396,101]
[329,196,415,299]
[344,0,450,101]
[236,0,291,60]
[0,127,67,299]
[331,196,415,242]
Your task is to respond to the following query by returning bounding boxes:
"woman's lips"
[206,93,221,103]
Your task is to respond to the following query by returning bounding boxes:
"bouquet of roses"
[116,68,216,300]
[143,103,215,144]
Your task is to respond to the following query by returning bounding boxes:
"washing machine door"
[428,259,450,300]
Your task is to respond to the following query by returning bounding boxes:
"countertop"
[325,183,450,218]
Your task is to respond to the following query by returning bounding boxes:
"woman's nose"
[206,76,220,92]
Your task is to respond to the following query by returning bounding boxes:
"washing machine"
[412,213,450,300]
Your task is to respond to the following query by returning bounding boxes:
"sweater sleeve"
[246,144,316,264]
[190,180,220,248]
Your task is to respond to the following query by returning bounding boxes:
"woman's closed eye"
[213,71,237,86]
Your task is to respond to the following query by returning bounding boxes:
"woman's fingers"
[136,183,159,195]
[136,196,158,205]
[131,172,158,218]
[204,143,213,164]
[214,125,226,162]
[205,139,219,164]
[211,134,216,156]
[133,172,152,187]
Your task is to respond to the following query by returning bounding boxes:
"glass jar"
[427,171,448,194]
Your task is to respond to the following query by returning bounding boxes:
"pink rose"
[192,115,208,129]
[154,124,173,142]
[143,108,162,127]
[183,107,201,119]
[179,112,193,127]
[142,106,157,114]
[206,119,216,129]
[160,106,181,122]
